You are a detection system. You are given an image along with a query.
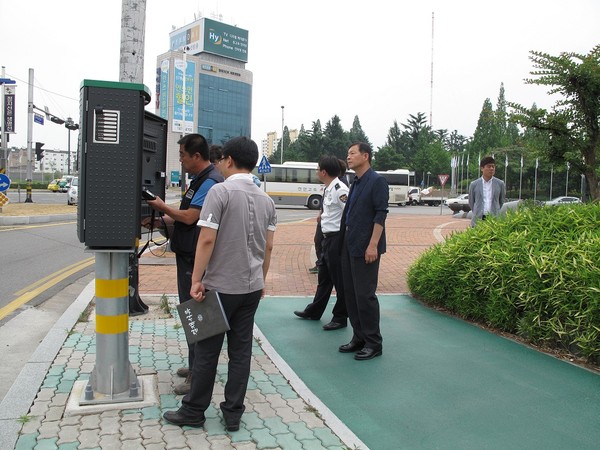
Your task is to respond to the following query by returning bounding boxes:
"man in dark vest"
[143,133,223,394]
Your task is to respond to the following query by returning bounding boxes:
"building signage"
[157,59,169,120]
[203,18,248,62]
[169,18,249,63]
[4,86,15,133]
[172,59,195,133]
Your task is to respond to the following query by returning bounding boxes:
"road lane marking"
[0,257,95,321]
[0,221,77,232]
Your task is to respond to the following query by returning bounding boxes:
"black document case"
[176,290,230,344]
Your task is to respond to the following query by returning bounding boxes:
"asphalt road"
[0,221,92,317]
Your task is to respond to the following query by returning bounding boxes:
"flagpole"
[549,165,553,199]
[519,154,523,200]
[534,158,538,202]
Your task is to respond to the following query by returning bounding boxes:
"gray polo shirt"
[198,173,277,295]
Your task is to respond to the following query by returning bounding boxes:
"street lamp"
[280,105,284,164]
[427,171,431,187]
[65,117,79,175]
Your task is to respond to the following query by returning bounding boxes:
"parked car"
[444,193,470,212]
[544,196,582,206]
[67,177,78,205]
[48,179,61,192]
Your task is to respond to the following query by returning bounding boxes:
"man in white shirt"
[294,155,349,330]
[468,156,506,227]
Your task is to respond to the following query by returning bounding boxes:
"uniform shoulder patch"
[339,194,348,203]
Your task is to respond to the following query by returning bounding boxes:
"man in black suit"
[339,142,389,361]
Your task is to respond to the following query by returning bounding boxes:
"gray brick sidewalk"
[11,295,355,450]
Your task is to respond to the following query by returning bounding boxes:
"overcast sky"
[1,0,598,153]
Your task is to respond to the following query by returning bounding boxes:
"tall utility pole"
[25,68,34,202]
[280,105,285,164]
[429,12,435,128]
[119,0,146,84]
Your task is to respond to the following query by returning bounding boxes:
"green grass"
[407,202,600,364]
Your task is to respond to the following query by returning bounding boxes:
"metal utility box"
[141,111,167,220]
[77,80,151,249]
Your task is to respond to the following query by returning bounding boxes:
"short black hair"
[350,141,373,163]
[480,156,496,167]
[318,155,341,178]
[222,136,258,171]
[338,158,347,177]
[178,134,210,161]
[209,145,223,163]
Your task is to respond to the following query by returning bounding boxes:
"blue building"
[155,17,252,184]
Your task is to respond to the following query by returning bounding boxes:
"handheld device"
[141,189,157,201]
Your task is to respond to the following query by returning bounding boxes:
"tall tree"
[348,115,371,146]
[471,98,499,156]
[510,45,600,200]
[496,83,509,146]
[323,115,350,159]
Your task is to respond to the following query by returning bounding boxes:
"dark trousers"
[182,290,262,424]
[303,233,347,323]
[176,253,195,370]
[341,238,383,350]
[314,221,323,266]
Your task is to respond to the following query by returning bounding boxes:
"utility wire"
[6,72,78,102]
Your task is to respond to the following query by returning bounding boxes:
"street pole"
[1,66,7,175]
[280,105,284,164]
[66,118,72,175]
[178,46,189,198]
[25,68,34,202]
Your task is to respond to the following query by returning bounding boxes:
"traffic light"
[50,116,65,125]
[35,142,45,161]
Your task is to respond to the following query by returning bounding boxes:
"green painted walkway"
[255,295,600,450]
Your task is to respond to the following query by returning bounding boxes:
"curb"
[0,213,76,226]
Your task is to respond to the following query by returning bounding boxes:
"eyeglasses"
[216,157,226,164]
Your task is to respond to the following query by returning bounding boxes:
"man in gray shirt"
[468,156,506,227]
[163,136,277,432]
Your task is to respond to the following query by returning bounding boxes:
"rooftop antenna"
[429,11,435,128]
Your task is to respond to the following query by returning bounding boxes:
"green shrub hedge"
[407,202,600,364]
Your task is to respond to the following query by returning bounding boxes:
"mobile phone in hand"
[141,189,157,201]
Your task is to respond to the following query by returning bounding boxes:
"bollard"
[81,251,142,405]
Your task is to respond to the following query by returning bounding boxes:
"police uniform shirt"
[321,181,349,234]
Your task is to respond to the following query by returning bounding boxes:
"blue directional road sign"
[0,174,11,192]
[34,113,44,125]
[257,155,271,174]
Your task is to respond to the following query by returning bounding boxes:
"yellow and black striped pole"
[84,252,140,402]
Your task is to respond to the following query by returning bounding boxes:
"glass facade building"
[197,73,252,146]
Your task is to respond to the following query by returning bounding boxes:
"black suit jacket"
[340,168,389,258]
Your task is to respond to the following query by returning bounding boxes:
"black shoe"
[225,421,240,432]
[322,321,347,331]
[338,340,365,353]
[294,310,320,320]
[163,409,205,427]
[354,347,383,360]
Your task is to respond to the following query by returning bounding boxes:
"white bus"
[253,161,324,210]
[377,169,415,206]
[253,161,415,209]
